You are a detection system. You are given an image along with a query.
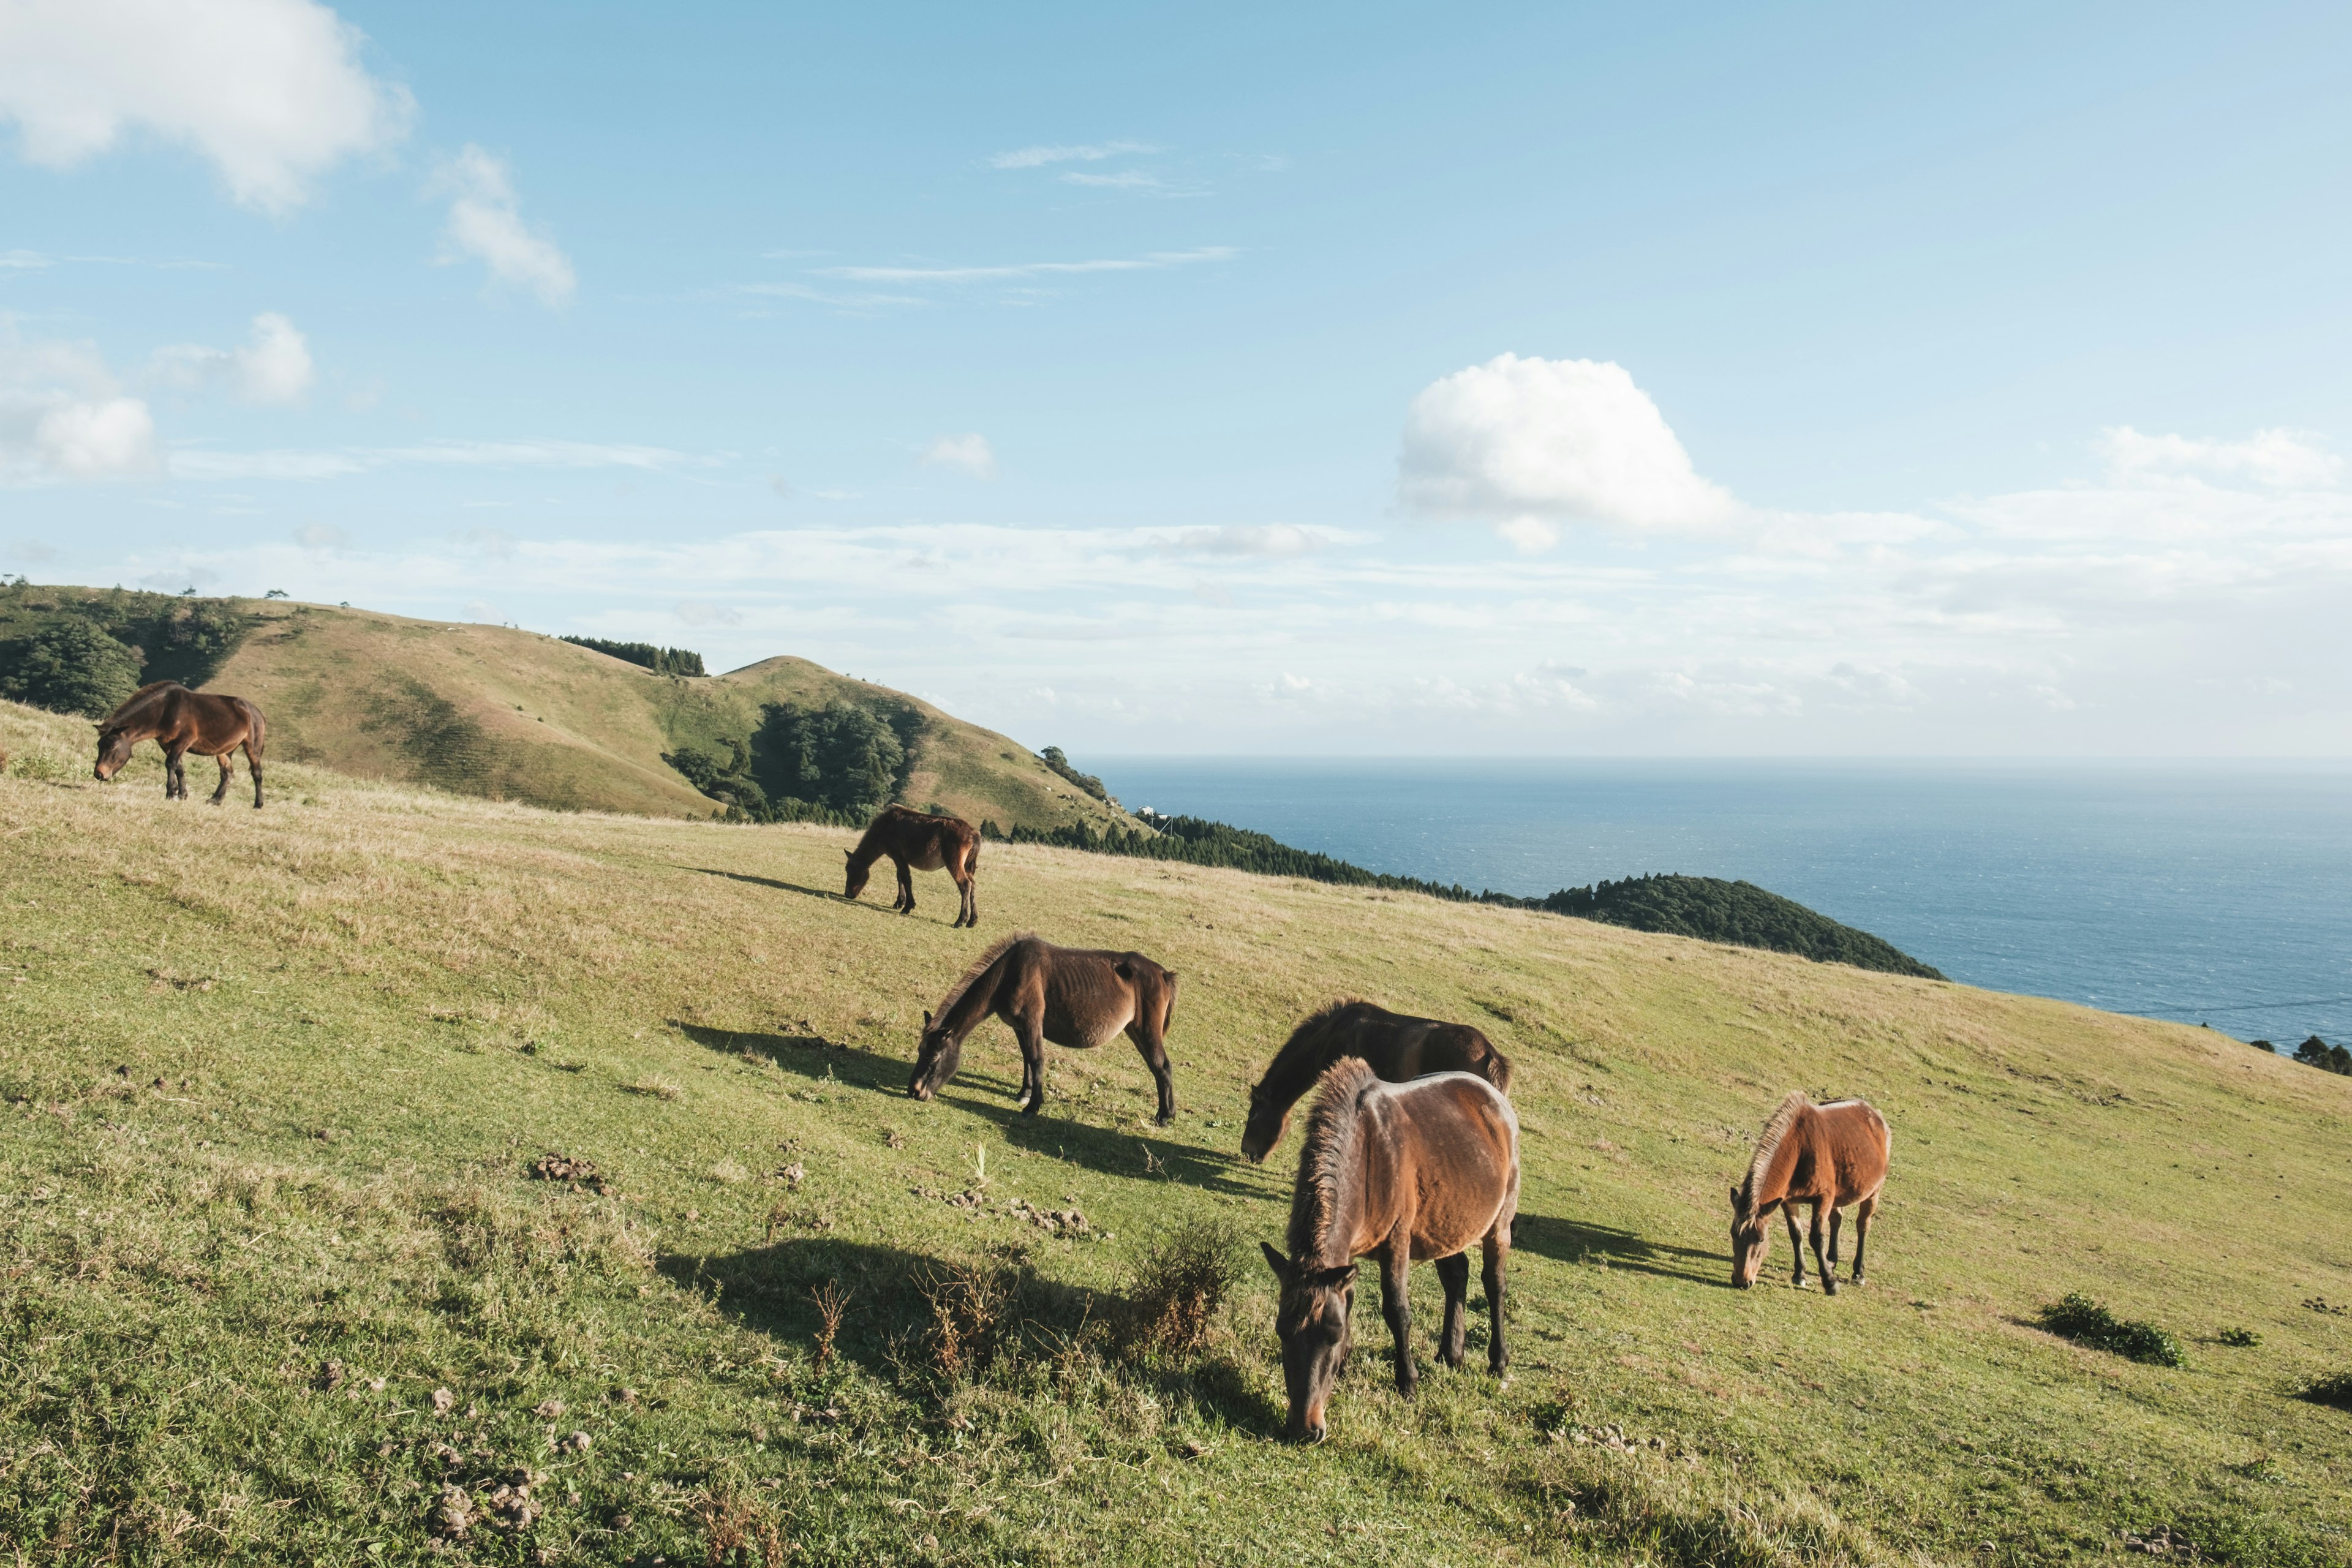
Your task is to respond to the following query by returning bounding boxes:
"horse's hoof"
[1822,1280,1839,1297]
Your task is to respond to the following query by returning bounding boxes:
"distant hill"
[0,581,1137,834]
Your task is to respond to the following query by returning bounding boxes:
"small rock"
[316,1359,347,1392]
[782,1163,806,1189]
[366,1376,386,1393]
[611,1511,635,1531]
[431,1387,455,1415]
[1181,1438,1211,1458]
[611,1385,639,1406]
[533,1398,565,1419]
[564,1430,592,1453]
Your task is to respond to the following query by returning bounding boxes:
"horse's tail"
[1484,1042,1515,1095]
[1159,967,1179,1034]
[241,699,267,758]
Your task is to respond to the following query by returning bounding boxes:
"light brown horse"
[1261,1058,1519,1443]
[1729,1092,1890,1293]
[845,804,981,927]
[908,933,1180,1123]
[1240,1000,1514,1163]
[92,681,266,809]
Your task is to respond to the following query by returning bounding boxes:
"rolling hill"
[3,694,2348,1565]
[0,581,1139,834]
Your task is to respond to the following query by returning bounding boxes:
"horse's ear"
[844,849,854,861]
[1259,1240,1289,1278]
[1729,1183,1743,1210]
[922,1009,933,1030]
[1315,1263,1358,1290]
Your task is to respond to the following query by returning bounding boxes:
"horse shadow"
[1510,1213,1726,1287]
[682,865,852,906]
[657,1236,1285,1437]
[676,1022,1271,1200]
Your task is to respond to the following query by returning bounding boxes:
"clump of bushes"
[1120,1218,1244,1359]
[2040,1292,2186,1366]
[2218,1326,2261,1348]
[2294,1036,2351,1075]
[2297,1372,2352,1409]
[1040,745,1111,802]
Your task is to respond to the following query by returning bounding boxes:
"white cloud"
[1161,523,1338,558]
[1399,354,1738,545]
[0,328,159,481]
[988,140,1155,170]
[674,601,742,627]
[814,247,1234,284]
[435,145,575,307]
[2099,426,2340,489]
[1061,170,1159,189]
[920,433,996,480]
[0,0,411,213]
[170,437,706,481]
[149,312,315,405]
[293,522,349,549]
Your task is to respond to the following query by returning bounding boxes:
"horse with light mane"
[845,804,981,927]
[92,681,267,809]
[1240,1000,1513,1164]
[1261,1057,1519,1444]
[1728,1092,1889,1293]
[908,933,1179,1123]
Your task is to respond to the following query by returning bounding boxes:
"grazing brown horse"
[908,933,1180,1123]
[1240,1000,1514,1163]
[92,682,266,809]
[1261,1058,1520,1443]
[845,804,981,927]
[1729,1092,1890,1294]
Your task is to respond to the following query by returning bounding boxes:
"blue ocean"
[1090,759,2352,1049]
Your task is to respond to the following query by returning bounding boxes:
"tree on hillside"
[753,700,908,815]
[2295,1036,2351,1075]
[0,620,144,717]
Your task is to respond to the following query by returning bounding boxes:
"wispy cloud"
[432,145,576,308]
[987,140,1156,170]
[168,438,714,481]
[1060,170,1160,189]
[812,247,1235,284]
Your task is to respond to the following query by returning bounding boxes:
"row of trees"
[559,636,707,677]
[995,809,1945,979]
[2255,1036,2352,1074]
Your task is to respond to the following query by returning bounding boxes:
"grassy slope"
[14,587,1136,834]
[2,698,2349,1567]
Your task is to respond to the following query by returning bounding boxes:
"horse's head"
[92,722,136,782]
[908,1009,960,1102]
[1238,1080,1288,1164]
[1728,1183,1770,1288]
[843,848,870,901]
[1261,1242,1355,1443]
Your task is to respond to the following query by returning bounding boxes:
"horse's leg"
[1378,1240,1417,1396]
[164,743,189,800]
[1482,1231,1509,1379]
[1852,1193,1876,1285]
[1828,1204,1844,1273]
[894,856,914,914]
[1434,1253,1469,1369]
[1808,1203,1837,1296]
[1783,1204,1807,1287]
[1012,1005,1048,1116]
[246,736,264,809]
[952,860,976,928]
[1127,1012,1177,1126]
[208,752,233,805]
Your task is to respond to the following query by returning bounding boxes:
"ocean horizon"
[1088,756,2352,1050]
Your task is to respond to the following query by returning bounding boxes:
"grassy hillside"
[0,582,1137,835]
[3,697,2350,1566]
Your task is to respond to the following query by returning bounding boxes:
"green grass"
[4,696,2351,1565]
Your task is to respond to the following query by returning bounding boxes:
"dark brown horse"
[1261,1058,1519,1442]
[92,682,266,808]
[1729,1092,1890,1294]
[1240,1000,1514,1163]
[845,805,981,927]
[908,933,1180,1123]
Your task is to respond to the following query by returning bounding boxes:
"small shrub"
[2040,1292,2187,1366]
[1120,1218,1243,1359]
[2218,1326,2261,1348]
[2297,1371,2352,1410]
[810,1281,851,1370]
[921,1257,1013,1378]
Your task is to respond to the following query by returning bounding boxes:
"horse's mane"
[931,931,1026,1020]
[1288,1056,1381,1262]
[1266,998,1365,1076]
[102,681,184,725]
[1743,1091,1812,1204]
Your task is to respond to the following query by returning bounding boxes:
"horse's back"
[1813,1098,1891,1192]
[1380,1072,1519,1254]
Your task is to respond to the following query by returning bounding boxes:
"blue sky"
[3,1,2348,755]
